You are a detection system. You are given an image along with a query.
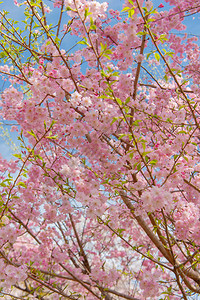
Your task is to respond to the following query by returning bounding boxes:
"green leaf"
[111,117,121,125]
[0,52,5,58]
[78,37,90,47]
[147,18,155,23]
[149,160,157,165]
[166,118,172,122]
[90,17,94,25]
[142,7,148,13]
[66,6,75,12]
[46,135,58,140]
[128,8,135,18]
[125,97,130,104]
[124,106,129,113]
[54,36,60,45]
[137,31,147,36]
[133,120,142,126]
[121,7,130,12]
[154,52,160,61]
[163,49,174,57]
[90,24,96,30]
[50,120,56,128]
[100,42,107,52]
[116,98,122,106]
[103,54,111,60]
[164,75,168,82]
[17,182,27,188]
[118,134,126,139]
[13,153,22,159]
[84,7,92,19]
[27,130,37,139]
[147,52,152,59]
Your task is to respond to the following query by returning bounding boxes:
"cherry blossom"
[0,0,199,298]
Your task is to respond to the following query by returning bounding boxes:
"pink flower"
[146,1,153,10]
[60,164,71,177]
[136,54,144,63]
[158,3,164,8]
[14,0,19,6]
[44,6,51,13]
[54,0,62,7]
